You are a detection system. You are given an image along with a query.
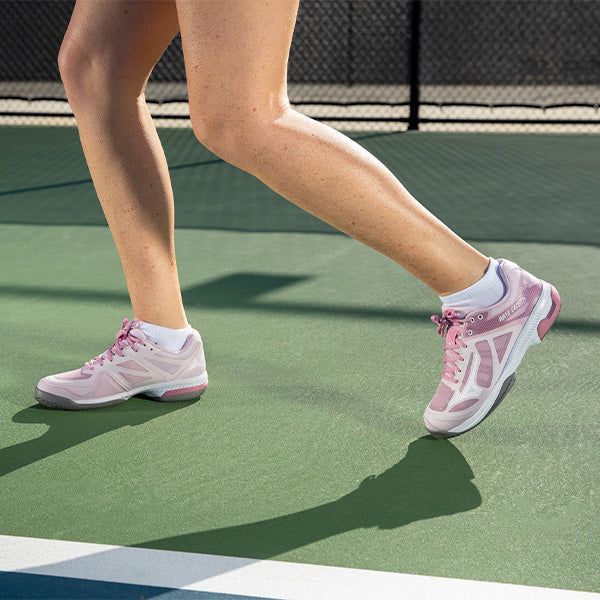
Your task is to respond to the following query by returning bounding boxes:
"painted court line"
[1,535,598,600]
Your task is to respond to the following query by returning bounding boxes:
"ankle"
[138,320,194,352]
[440,257,506,311]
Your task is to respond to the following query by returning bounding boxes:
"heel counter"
[537,285,561,340]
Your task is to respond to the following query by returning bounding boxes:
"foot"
[35,318,208,410]
[424,259,561,438]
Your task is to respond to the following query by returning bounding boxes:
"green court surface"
[1,126,599,593]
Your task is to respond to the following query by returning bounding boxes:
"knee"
[58,33,142,111]
[189,108,260,170]
[189,101,289,171]
[58,32,95,107]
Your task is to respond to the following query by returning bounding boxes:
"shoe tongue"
[442,305,474,319]
[129,327,147,342]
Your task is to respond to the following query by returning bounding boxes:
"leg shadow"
[9,436,480,592]
[137,435,481,559]
[0,400,198,479]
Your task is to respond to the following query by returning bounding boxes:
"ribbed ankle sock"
[440,257,506,311]
[138,321,193,352]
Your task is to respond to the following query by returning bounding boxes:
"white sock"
[440,257,506,312]
[138,321,193,352]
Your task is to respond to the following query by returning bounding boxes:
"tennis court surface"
[1,126,599,599]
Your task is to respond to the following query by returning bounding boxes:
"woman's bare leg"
[59,0,187,327]
[40,1,560,436]
[176,0,488,296]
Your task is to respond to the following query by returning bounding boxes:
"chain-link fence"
[1,0,599,131]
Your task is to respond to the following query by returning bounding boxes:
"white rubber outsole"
[35,372,208,410]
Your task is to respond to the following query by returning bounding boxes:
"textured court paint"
[0,129,599,593]
[1,226,598,593]
[3,537,600,600]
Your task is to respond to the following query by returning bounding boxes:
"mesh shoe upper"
[424,259,557,437]
[37,319,207,403]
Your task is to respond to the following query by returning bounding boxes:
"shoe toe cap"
[36,368,92,396]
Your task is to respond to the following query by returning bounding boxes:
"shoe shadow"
[136,435,481,560]
[0,400,198,479]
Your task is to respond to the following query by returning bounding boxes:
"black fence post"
[407,0,422,130]
[348,0,355,86]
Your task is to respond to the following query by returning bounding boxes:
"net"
[1,0,599,131]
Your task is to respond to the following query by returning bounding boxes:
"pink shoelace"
[84,318,146,369]
[431,309,467,384]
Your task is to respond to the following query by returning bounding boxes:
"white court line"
[0,535,598,600]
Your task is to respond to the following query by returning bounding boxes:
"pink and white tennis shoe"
[35,318,208,410]
[424,259,561,438]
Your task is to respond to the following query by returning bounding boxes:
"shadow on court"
[0,401,197,479]
[11,436,481,588]
[0,273,597,333]
[134,436,481,559]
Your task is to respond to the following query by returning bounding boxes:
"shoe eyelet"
[478,314,484,320]
[470,317,475,322]
[468,330,473,335]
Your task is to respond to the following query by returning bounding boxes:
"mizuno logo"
[499,296,526,322]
